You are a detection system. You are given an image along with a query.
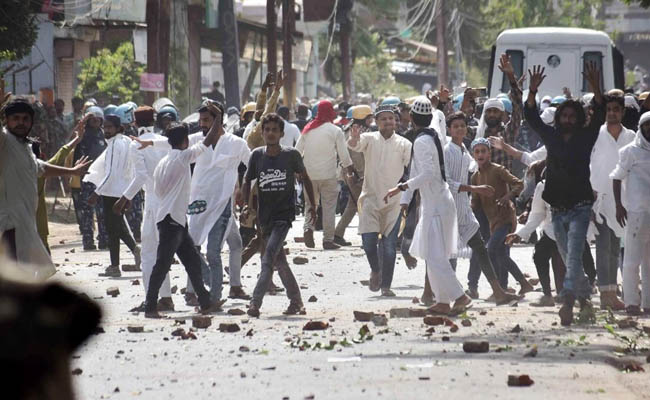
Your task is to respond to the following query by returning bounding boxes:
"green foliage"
[0,0,41,62]
[76,42,145,105]
[623,0,650,7]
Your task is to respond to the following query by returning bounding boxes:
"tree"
[0,0,41,62]
[76,42,145,105]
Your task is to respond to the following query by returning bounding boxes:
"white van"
[488,27,625,99]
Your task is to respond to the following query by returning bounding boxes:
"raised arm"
[524,65,555,142]
[584,61,606,134]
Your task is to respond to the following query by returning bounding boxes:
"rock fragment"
[507,375,534,387]
[219,323,241,332]
[106,287,120,297]
[353,311,375,322]
[227,308,246,316]
[303,321,329,331]
[127,325,144,333]
[463,341,489,353]
[192,316,212,329]
[293,256,309,265]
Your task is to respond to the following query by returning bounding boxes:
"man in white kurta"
[185,101,251,303]
[610,111,650,313]
[590,96,635,309]
[348,105,411,296]
[114,106,173,311]
[387,97,470,313]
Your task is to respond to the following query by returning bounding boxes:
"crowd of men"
[1,54,650,326]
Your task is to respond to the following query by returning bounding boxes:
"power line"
[319,0,339,68]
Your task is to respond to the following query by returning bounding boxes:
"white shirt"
[442,140,479,244]
[350,130,411,235]
[590,124,635,237]
[83,133,133,197]
[429,109,447,146]
[516,181,554,241]
[153,142,208,225]
[280,121,301,147]
[188,132,250,245]
[520,145,547,167]
[296,122,353,180]
[122,129,168,208]
[610,131,650,214]
[402,134,458,260]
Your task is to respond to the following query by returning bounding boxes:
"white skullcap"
[625,95,640,112]
[483,98,505,112]
[411,96,432,116]
[541,107,556,126]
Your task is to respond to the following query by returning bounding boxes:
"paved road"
[45,216,649,400]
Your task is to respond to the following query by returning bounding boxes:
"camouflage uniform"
[125,190,143,241]
[77,181,109,249]
[73,126,108,249]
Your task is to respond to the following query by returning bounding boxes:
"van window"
[500,50,524,93]
[582,51,604,91]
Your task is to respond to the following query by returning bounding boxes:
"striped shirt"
[444,141,479,245]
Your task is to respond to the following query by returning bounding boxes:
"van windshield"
[582,51,604,91]
[501,50,524,93]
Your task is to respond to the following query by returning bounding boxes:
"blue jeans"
[468,208,490,290]
[187,202,231,302]
[361,218,401,289]
[251,220,302,308]
[487,223,526,289]
[552,204,593,300]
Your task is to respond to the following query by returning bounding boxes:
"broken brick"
[303,321,329,331]
[463,341,489,353]
[353,311,375,322]
[219,323,241,333]
[192,316,212,329]
[106,287,120,297]
[507,375,534,387]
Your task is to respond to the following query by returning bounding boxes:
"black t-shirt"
[246,146,305,227]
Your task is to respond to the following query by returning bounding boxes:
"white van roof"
[497,27,612,47]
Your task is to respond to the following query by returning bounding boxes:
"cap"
[86,106,104,119]
[227,106,239,116]
[380,96,401,106]
[410,96,432,116]
[241,102,257,114]
[374,104,396,117]
[350,105,373,120]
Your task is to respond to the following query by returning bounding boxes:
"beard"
[8,125,31,138]
[485,117,500,128]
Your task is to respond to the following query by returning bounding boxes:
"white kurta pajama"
[122,128,172,297]
[0,128,54,278]
[590,124,635,238]
[610,130,650,308]
[402,134,463,304]
[348,131,411,236]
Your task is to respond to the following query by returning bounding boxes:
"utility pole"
[338,0,353,101]
[282,0,295,109]
[435,0,448,87]
[145,0,170,105]
[219,0,241,108]
[266,0,278,78]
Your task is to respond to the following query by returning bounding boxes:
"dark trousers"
[146,215,211,311]
[468,208,491,290]
[125,190,144,241]
[487,223,526,289]
[102,196,136,266]
[78,182,108,248]
[251,220,302,308]
[533,233,566,296]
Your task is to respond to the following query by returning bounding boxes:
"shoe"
[518,280,535,295]
[157,297,175,312]
[145,310,164,319]
[531,295,555,307]
[465,288,479,299]
[229,286,252,300]
[247,303,260,318]
[559,296,575,326]
[98,242,108,250]
[600,290,625,311]
[129,302,146,312]
[83,243,96,251]
[381,288,396,297]
[304,229,315,248]
[322,241,340,250]
[333,236,351,246]
[369,271,381,292]
[451,294,472,315]
[427,303,451,315]
[201,298,227,314]
[495,292,521,306]
[100,265,121,277]
[283,301,306,315]
[184,293,200,307]
[133,245,142,268]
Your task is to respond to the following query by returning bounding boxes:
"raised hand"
[583,61,601,94]
[498,53,515,79]
[262,72,274,91]
[487,136,504,150]
[275,69,285,89]
[527,65,546,93]
[439,85,451,103]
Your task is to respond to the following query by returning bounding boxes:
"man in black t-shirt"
[243,114,317,317]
